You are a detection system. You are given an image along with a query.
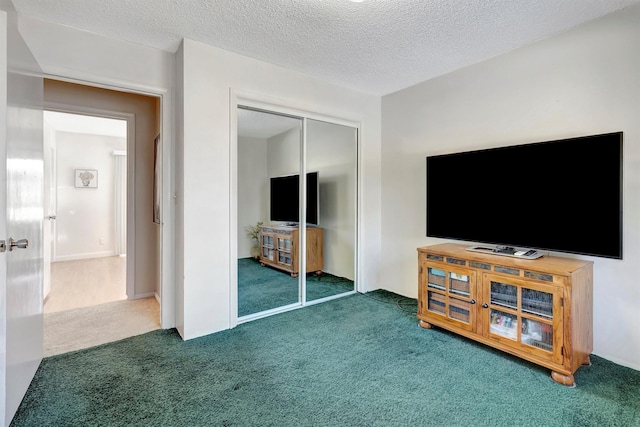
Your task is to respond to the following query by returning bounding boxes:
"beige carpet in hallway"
[44,297,161,357]
[46,256,128,313]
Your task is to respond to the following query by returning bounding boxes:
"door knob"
[9,238,28,251]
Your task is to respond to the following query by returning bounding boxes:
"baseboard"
[54,251,117,262]
[593,351,640,372]
[133,292,156,300]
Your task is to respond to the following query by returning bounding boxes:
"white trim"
[38,71,167,99]
[44,102,137,301]
[235,94,361,129]
[305,290,357,307]
[230,88,362,325]
[54,251,117,262]
[300,118,307,305]
[42,74,175,331]
[237,291,358,325]
[355,126,362,293]
[237,302,303,325]
[229,90,239,328]
[133,291,156,300]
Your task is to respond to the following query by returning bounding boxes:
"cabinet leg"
[582,356,592,366]
[260,262,265,267]
[315,271,322,276]
[551,371,575,387]
[419,320,433,329]
[291,273,298,278]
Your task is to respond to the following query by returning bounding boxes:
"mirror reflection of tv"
[270,172,319,225]
[426,131,623,259]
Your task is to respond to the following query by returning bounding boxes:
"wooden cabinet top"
[261,224,322,232]
[418,243,593,276]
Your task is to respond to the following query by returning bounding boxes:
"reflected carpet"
[238,257,354,316]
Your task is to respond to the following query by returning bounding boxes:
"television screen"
[270,172,319,225]
[426,132,623,259]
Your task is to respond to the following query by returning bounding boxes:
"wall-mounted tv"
[426,132,623,259]
[270,172,319,225]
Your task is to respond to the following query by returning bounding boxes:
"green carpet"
[238,257,354,317]
[11,291,640,427]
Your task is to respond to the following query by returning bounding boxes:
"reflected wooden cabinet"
[259,225,323,278]
[417,243,593,386]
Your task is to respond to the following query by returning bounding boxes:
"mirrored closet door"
[237,107,302,317]
[237,106,358,321]
[304,119,357,303]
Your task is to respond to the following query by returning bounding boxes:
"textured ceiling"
[12,0,640,96]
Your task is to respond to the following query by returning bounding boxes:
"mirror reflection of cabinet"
[259,225,324,278]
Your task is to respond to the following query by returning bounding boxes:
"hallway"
[44,257,160,357]
[45,256,127,313]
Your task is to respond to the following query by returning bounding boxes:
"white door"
[0,10,44,426]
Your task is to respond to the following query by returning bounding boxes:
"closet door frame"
[230,91,361,327]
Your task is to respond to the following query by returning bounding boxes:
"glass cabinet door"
[277,237,292,267]
[488,281,518,340]
[424,264,476,331]
[483,274,562,363]
[520,287,555,352]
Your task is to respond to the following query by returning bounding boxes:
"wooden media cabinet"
[259,225,323,277]
[417,243,593,386]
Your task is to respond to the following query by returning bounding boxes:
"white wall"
[237,135,269,258]
[267,127,300,177]
[177,38,381,339]
[54,131,125,261]
[381,6,640,369]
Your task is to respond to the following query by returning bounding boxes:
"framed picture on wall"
[153,134,161,224]
[75,169,98,188]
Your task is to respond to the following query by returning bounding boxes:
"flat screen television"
[270,172,319,225]
[426,132,623,259]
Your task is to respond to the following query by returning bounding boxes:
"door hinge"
[561,346,564,356]
[0,240,5,253]
[561,297,564,307]
[419,266,423,275]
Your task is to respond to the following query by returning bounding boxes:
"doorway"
[43,111,129,313]
[42,78,162,355]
